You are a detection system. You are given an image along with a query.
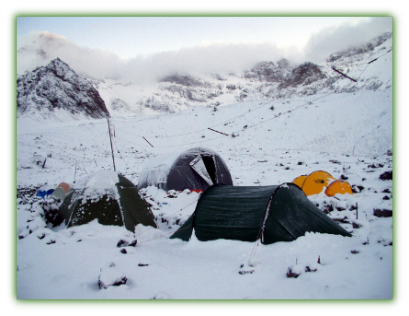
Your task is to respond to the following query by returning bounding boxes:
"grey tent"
[59,171,157,232]
[170,183,351,244]
[138,147,233,192]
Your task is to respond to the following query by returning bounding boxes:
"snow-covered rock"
[98,267,127,289]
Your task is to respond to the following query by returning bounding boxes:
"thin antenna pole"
[74,160,77,183]
[107,118,116,172]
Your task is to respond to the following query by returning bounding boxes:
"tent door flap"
[190,155,214,186]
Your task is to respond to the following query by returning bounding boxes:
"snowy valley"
[16,32,393,299]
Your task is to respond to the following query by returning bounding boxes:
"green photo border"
[5,0,402,315]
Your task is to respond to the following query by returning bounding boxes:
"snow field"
[16,89,392,299]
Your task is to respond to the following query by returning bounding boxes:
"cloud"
[17,31,303,83]
[131,42,303,81]
[304,17,392,63]
[17,31,124,80]
[17,18,392,83]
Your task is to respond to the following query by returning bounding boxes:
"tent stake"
[143,136,154,148]
[368,58,378,64]
[331,67,357,83]
[208,127,229,136]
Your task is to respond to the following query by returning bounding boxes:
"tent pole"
[107,118,116,172]
[74,160,77,183]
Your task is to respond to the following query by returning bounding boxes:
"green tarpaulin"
[59,172,157,232]
[170,183,351,244]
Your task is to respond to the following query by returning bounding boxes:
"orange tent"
[293,171,353,197]
[301,170,336,196]
[325,180,353,197]
[293,175,307,189]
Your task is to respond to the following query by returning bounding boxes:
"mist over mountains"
[16,31,392,120]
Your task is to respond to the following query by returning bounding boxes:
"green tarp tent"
[170,183,351,244]
[59,171,157,232]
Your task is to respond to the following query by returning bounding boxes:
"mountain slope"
[97,32,392,115]
[17,58,110,120]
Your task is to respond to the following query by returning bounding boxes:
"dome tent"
[300,170,336,196]
[325,179,353,196]
[58,171,157,232]
[293,175,307,190]
[293,170,353,197]
[170,183,351,244]
[138,147,233,192]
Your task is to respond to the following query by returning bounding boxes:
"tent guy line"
[110,100,273,140]
[135,92,337,150]
[28,85,378,184]
[108,95,326,151]
[357,48,392,80]
[109,67,365,150]
[55,48,392,179]
[101,91,348,178]
[112,80,374,151]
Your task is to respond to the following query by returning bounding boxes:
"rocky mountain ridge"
[17,58,110,120]
[104,32,391,115]
[17,32,392,119]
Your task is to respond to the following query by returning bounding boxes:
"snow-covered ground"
[16,86,393,300]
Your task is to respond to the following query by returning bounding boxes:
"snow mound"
[98,267,127,289]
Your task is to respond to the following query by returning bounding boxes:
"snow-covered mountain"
[98,31,392,114]
[17,58,110,120]
[16,32,392,119]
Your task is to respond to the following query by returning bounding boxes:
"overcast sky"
[16,16,392,82]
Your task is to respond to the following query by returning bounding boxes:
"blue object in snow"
[36,188,55,199]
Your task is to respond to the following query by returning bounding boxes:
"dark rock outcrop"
[17,58,110,119]
[244,59,292,83]
[280,62,326,89]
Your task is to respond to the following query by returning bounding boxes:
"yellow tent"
[293,175,307,189]
[301,170,336,196]
[293,170,353,197]
[325,180,353,197]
